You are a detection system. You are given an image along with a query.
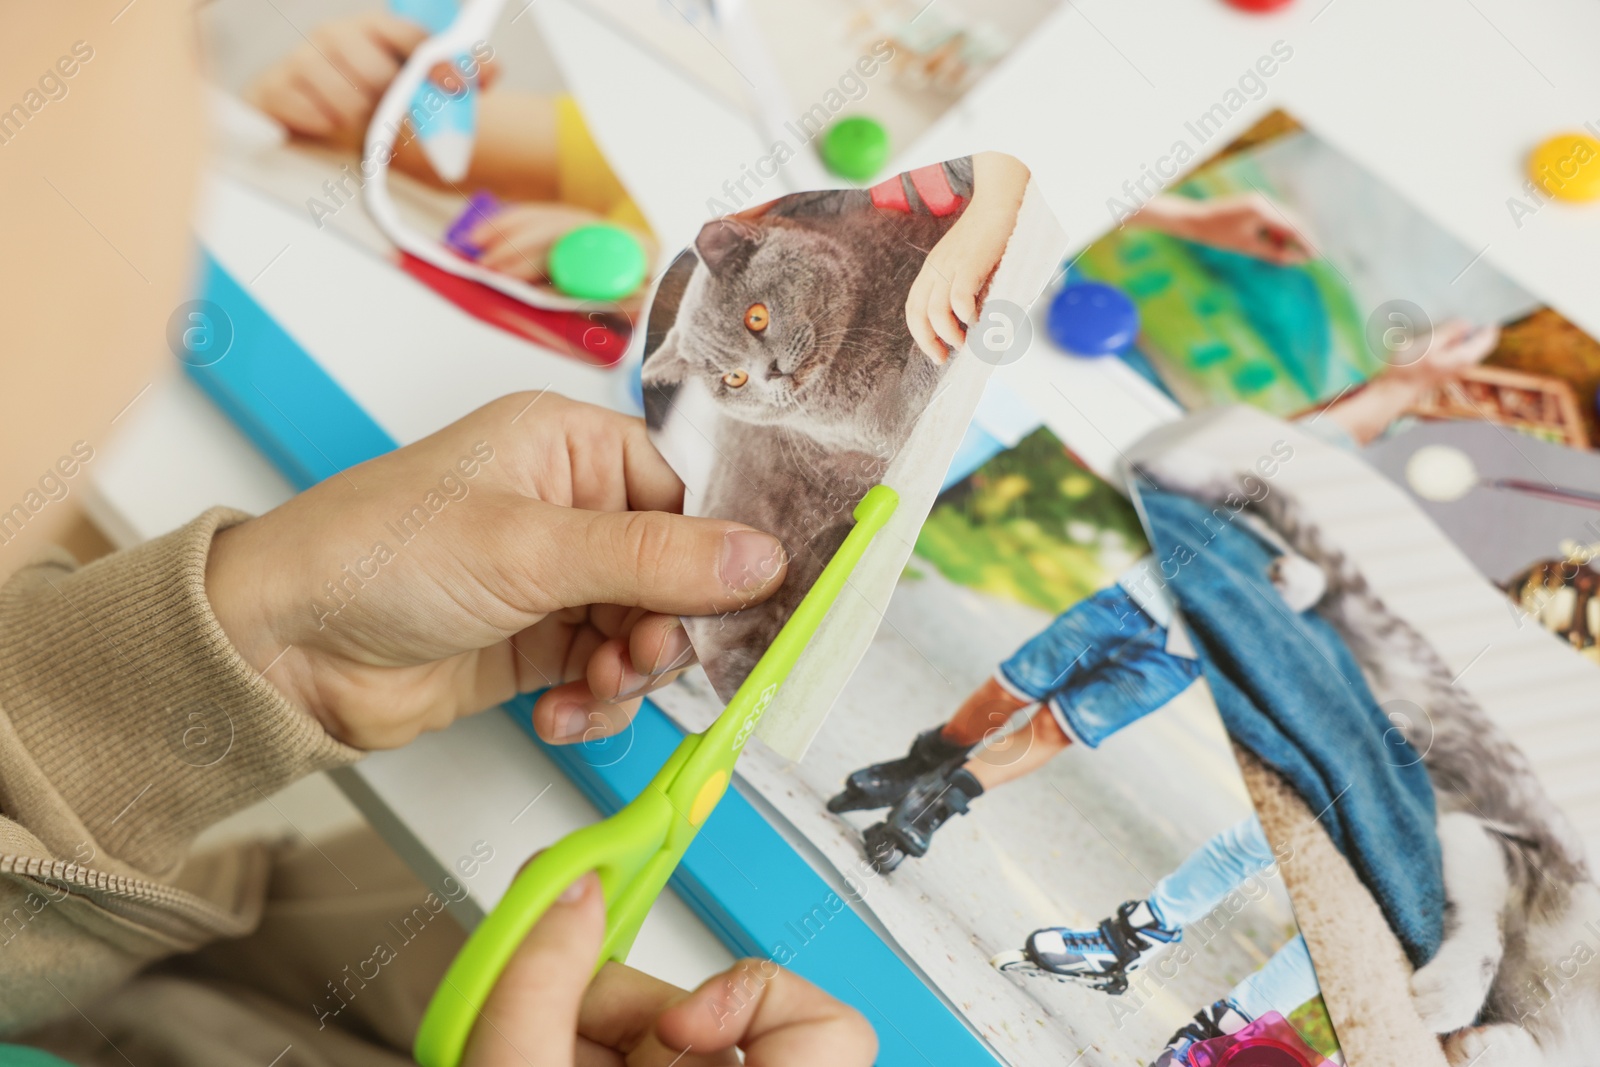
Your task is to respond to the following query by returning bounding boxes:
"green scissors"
[414,485,900,1067]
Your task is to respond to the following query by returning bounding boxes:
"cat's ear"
[695,218,762,277]
[641,333,690,386]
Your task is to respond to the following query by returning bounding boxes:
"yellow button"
[1528,133,1600,202]
[689,770,728,827]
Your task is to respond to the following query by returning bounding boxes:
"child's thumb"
[462,871,604,1067]
[538,505,788,617]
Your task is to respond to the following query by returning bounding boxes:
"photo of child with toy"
[202,0,652,358]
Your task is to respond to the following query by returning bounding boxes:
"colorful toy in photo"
[1188,1010,1328,1066]
[443,190,503,260]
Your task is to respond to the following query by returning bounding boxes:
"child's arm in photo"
[1128,191,1312,266]
[244,12,561,203]
[905,151,1030,363]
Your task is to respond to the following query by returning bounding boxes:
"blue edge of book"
[187,253,1016,1065]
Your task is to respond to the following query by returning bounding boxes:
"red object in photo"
[1224,0,1294,11]
[1186,1012,1328,1067]
[396,252,631,367]
[869,165,967,217]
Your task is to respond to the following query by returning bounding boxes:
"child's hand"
[1388,319,1499,387]
[471,206,656,309]
[469,203,607,280]
[1319,319,1500,445]
[245,13,497,145]
[905,152,1029,364]
[204,394,788,750]
[1132,193,1313,266]
[462,871,877,1067]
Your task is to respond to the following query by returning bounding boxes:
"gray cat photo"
[641,158,977,700]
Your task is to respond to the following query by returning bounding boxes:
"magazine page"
[1072,112,1540,418]
[1061,111,1600,595]
[642,155,1068,759]
[654,413,1345,1066]
[1045,109,1600,1063]
[200,0,650,355]
[1124,405,1600,1066]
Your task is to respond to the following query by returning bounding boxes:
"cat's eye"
[744,303,769,333]
[722,369,749,389]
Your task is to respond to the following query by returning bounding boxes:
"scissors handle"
[414,486,899,1067]
[414,737,691,1067]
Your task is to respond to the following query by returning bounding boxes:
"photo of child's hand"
[1392,319,1500,387]
[461,871,876,1067]
[1319,319,1500,445]
[469,203,604,280]
[1132,192,1313,266]
[245,13,497,145]
[905,152,1030,363]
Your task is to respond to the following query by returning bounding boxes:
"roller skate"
[827,728,972,814]
[1149,999,1253,1066]
[861,766,984,873]
[991,899,1181,995]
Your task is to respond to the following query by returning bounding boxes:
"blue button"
[1048,282,1139,357]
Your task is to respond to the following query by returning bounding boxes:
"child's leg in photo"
[1228,934,1322,1021]
[1147,814,1278,929]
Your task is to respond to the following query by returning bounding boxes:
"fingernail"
[548,700,588,743]
[608,664,651,703]
[720,530,785,593]
[557,871,595,905]
[647,622,694,675]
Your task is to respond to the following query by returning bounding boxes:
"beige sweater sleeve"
[0,509,361,1033]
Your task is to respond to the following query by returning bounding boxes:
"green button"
[548,224,647,302]
[821,116,889,181]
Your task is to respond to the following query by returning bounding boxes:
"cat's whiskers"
[770,423,844,498]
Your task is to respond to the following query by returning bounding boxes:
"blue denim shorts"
[996,584,1201,747]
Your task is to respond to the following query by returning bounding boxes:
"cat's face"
[642,217,861,431]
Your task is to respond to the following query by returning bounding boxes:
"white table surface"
[89,0,1600,998]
